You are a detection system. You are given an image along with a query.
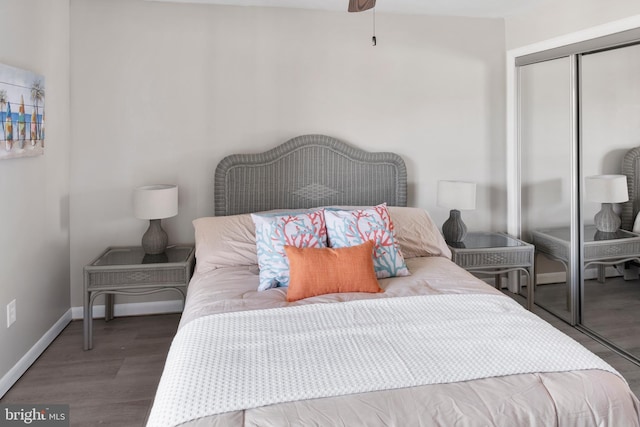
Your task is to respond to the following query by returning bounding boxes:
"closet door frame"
[515,55,580,325]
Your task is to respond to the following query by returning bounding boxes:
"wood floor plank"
[535,275,640,366]
[1,314,179,427]
[71,400,152,427]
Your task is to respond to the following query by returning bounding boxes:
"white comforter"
[147,293,617,427]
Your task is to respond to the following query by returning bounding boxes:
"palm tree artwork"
[0,63,46,159]
[30,80,44,143]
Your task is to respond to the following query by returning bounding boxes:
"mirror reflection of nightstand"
[531,225,640,283]
[531,225,640,310]
[447,232,535,310]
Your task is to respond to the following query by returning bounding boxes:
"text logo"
[0,405,69,426]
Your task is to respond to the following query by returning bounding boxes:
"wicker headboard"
[214,134,407,216]
[621,146,640,230]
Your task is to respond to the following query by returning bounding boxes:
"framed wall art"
[0,63,45,160]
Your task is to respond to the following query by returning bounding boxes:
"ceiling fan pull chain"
[372,7,376,46]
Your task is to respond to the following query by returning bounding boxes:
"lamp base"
[141,219,168,255]
[594,203,621,233]
[442,209,467,243]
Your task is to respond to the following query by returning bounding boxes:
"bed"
[147,135,640,427]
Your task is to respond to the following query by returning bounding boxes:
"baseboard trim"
[536,272,567,285]
[0,309,72,399]
[70,300,184,320]
[536,267,623,285]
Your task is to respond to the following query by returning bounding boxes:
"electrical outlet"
[7,299,16,328]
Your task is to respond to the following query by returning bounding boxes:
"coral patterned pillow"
[325,204,410,278]
[251,209,327,291]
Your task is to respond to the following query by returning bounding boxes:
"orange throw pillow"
[284,240,382,302]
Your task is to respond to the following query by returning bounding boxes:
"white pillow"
[192,206,452,275]
[387,206,452,259]
[192,214,258,274]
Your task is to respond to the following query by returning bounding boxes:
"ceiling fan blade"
[348,0,376,13]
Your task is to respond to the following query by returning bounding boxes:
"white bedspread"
[146,293,618,427]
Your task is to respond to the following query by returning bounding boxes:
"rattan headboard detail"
[214,134,407,216]
[621,146,640,230]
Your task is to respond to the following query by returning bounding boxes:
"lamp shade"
[585,175,628,203]
[133,185,178,220]
[437,181,476,210]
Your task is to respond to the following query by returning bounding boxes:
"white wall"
[581,44,640,175]
[0,0,70,389]
[505,0,640,49]
[69,0,506,308]
[520,58,573,234]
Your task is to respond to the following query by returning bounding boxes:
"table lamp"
[437,180,476,243]
[133,184,178,254]
[585,174,628,233]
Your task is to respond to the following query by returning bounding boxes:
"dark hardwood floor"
[1,299,639,427]
[0,314,179,427]
[535,275,640,360]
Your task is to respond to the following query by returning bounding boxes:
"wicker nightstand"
[83,245,195,350]
[448,232,535,310]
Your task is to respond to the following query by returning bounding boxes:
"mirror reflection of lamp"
[133,185,178,255]
[437,180,476,243]
[585,175,629,233]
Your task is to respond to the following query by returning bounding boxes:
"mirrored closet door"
[520,56,574,323]
[517,34,640,363]
[580,43,640,357]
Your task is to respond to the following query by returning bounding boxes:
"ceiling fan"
[348,0,377,45]
[348,0,376,13]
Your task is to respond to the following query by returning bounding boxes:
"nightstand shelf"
[83,245,195,350]
[448,232,535,310]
